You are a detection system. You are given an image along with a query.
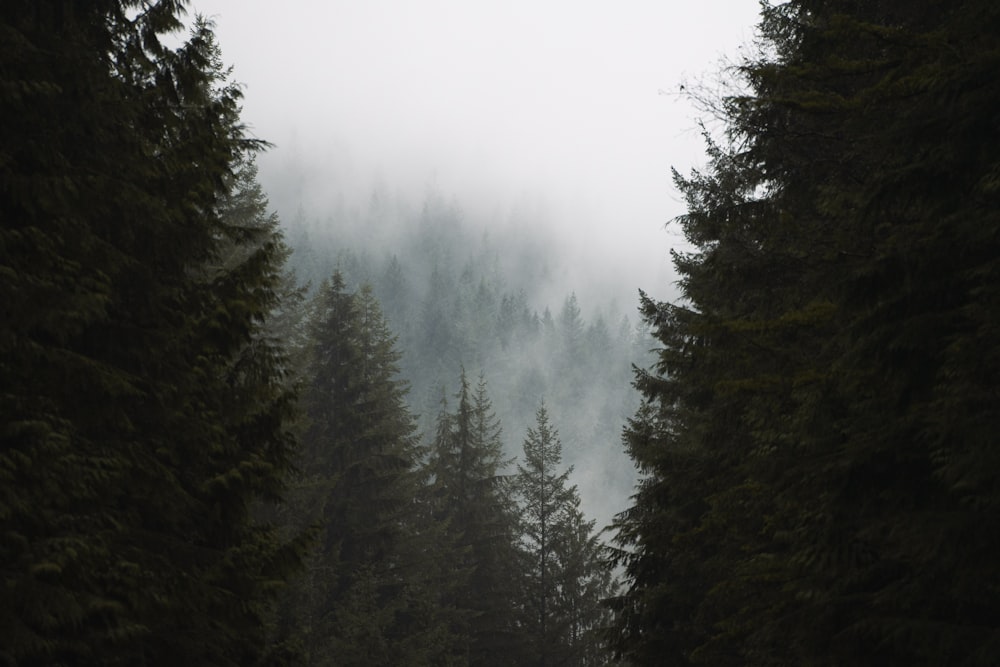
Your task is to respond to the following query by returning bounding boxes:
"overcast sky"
[188,0,761,304]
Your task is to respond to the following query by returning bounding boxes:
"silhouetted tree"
[285,275,451,665]
[428,371,526,665]
[611,0,1000,664]
[0,7,301,665]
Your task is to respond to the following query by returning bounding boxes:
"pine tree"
[611,0,1000,664]
[515,405,614,667]
[285,273,450,665]
[428,370,525,666]
[1,6,300,664]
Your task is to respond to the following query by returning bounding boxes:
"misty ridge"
[279,181,658,529]
[261,170,636,663]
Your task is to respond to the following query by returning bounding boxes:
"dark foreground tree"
[611,1,1000,665]
[1,5,300,665]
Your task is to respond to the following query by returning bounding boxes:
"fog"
[184,0,760,527]
[190,0,758,300]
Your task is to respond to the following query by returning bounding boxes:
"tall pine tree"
[428,370,525,666]
[611,1,1000,664]
[514,404,614,667]
[1,5,300,665]
[285,273,451,665]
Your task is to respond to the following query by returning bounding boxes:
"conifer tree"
[611,1,1000,664]
[219,155,310,381]
[286,273,450,665]
[515,405,614,667]
[1,5,300,664]
[429,370,525,666]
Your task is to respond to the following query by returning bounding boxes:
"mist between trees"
[261,188,652,663]
[4,1,1000,666]
[1,5,645,660]
[282,186,658,533]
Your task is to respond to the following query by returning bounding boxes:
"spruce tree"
[286,273,450,665]
[1,5,300,665]
[611,1,1000,664]
[514,405,614,667]
[428,370,525,666]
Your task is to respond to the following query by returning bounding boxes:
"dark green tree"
[514,405,614,667]
[286,273,451,665]
[1,5,300,665]
[611,0,1000,665]
[516,404,576,666]
[428,370,525,666]
[215,155,310,394]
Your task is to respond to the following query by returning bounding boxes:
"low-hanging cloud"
[189,0,759,307]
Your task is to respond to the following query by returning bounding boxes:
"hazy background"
[183,0,762,527]
[188,0,759,304]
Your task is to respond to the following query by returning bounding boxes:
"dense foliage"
[17,1,993,665]
[1,3,300,664]
[0,5,620,661]
[285,195,654,527]
[610,1,1000,664]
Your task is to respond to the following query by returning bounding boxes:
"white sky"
[187,0,761,304]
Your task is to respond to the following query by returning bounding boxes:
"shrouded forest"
[282,192,655,529]
[3,0,999,666]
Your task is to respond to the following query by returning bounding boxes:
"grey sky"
[189,0,760,303]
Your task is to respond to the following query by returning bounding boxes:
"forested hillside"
[281,191,655,528]
[1,3,619,664]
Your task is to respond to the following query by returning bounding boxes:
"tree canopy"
[1,4,300,664]
[610,0,1000,664]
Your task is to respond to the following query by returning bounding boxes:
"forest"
[2,1,999,666]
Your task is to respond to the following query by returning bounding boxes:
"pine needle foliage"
[610,1,1000,664]
[1,3,301,664]
[282,273,453,665]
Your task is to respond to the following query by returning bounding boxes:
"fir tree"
[428,370,525,666]
[285,273,450,665]
[515,405,614,667]
[1,6,300,664]
[611,1,1000,664]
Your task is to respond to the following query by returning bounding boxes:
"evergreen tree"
[1,5,300,664]
[555,505,616,667]
[515,405,614,667]
[293,196,648,535]
[429,370,525,666]
[286,273,450,665]
[611,1,1000,664]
